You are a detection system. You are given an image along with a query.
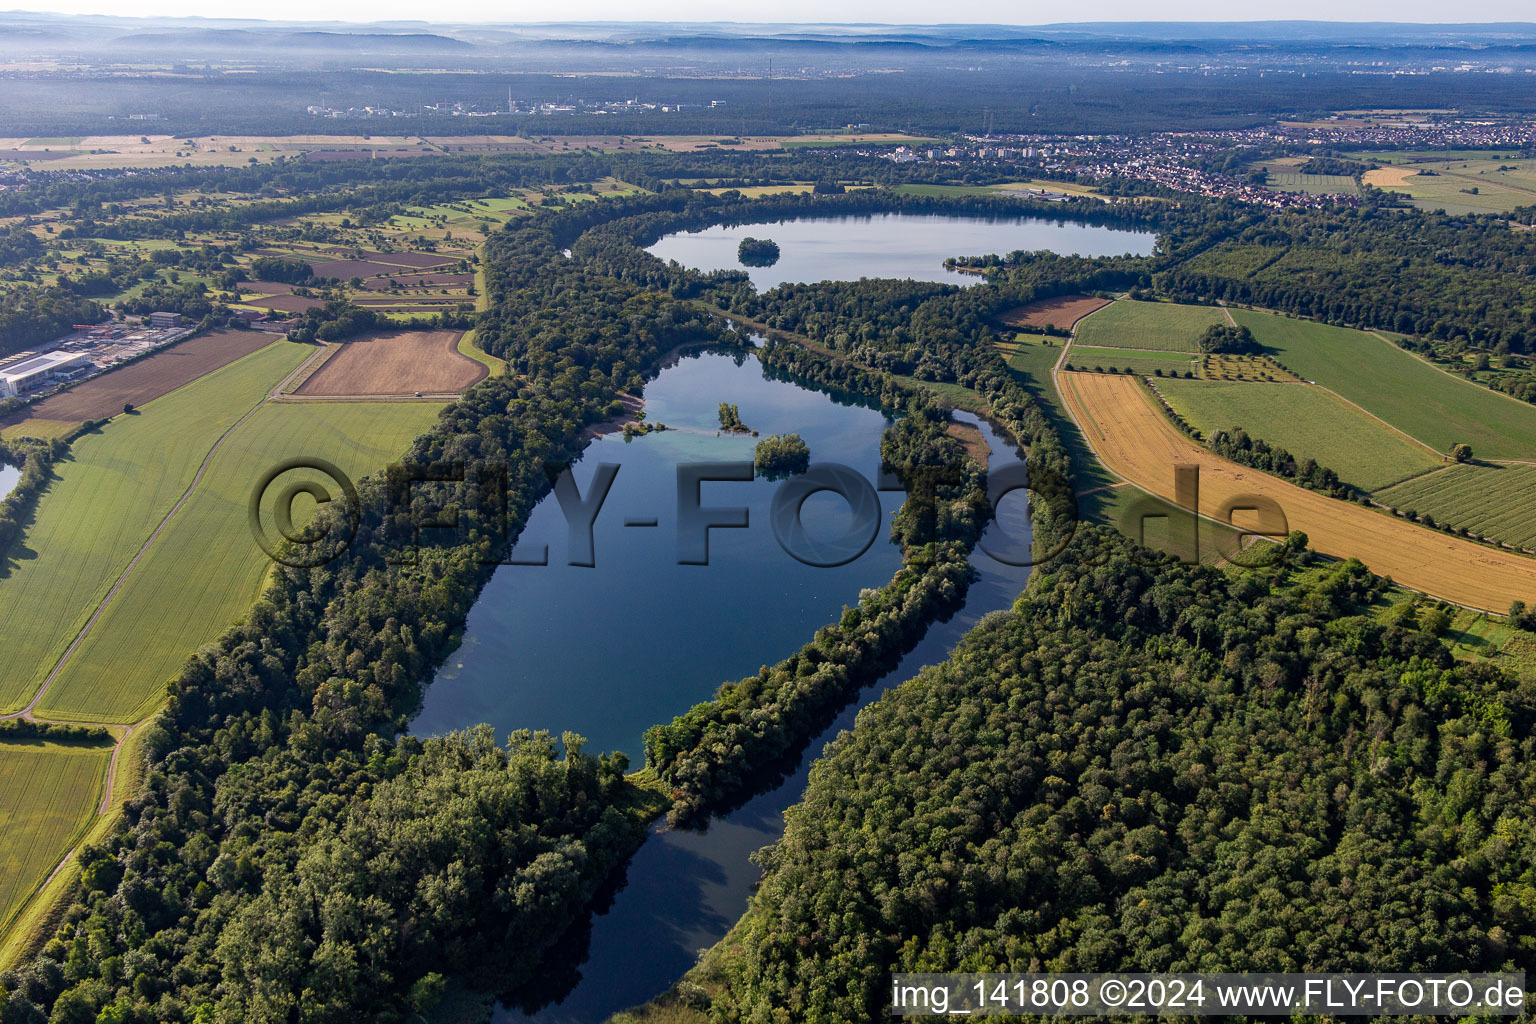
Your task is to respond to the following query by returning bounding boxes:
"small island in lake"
[718,401,755,434]
[737,236,781,267]
[754,433,810,476]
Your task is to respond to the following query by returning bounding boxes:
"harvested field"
[360,272,474,290]
[372,252,458,269]
[0,330,278,434]
[307,259,402,279]
[303,148,428,161]
[244,294,325,313]
[350,304,468,314]
[1001,294,1111,331]
[294,330,486,396]
[240,280,299,295]
[1363,167,1420,187]
[1058,371,1536,611]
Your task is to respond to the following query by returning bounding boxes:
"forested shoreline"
[692,532,1536,1020]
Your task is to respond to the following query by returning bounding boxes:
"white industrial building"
[0,351,93,398]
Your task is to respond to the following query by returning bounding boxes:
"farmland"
[293,330,486,397]
[1058,370,1536,611]
[1065,351,1199,376]
[1230,307,1536,458]
[1156,378,1442,491]
[1001,294,1111,331]
[0,330,276,438]
[1377,463,1536,552]
[1071,299,1226,353]
[1354,155,1536,215]
[1265,172,1360,195]
[0,341,309,715]
[36,399,445,723]
[0,742,110,935]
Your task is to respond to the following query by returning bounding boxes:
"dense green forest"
[697,530,1536,1020]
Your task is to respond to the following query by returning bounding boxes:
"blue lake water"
[415,210,1073,1020]
[0,462,18,499]
[646,211,1156,290]
[413,349,907,764]
[496,414,1033,1024]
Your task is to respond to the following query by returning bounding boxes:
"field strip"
[278,342,339,394]
[269,342,332,398]
[273,391,462,403]
[10,382,283,721]
[97,723,137,814]
[1057,370,1536,611]
[1435,168,1536,200]
[1376,462,1456,492]
[1304,380,1445,459]
[1217,301,1237,327]
[1363,329,1536,414]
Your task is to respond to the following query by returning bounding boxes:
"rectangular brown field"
[294,330,486,396]
[360,273,473,290]
[373,252,458,269]
[1002,294,1112,331]
[0,330,279,430]
[241,280,299,295]
[307,259,401,279]
[245,294,325,313]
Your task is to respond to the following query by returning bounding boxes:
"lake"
[645,211,1156,290]
[503,412,1033,1024]
[0,462,19,500]
[413,349,908,764]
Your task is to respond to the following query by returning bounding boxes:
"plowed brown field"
[1002,294,1112,331]
[294,330,485,396]
[0,330,277,431]
[1059,371,1536,610]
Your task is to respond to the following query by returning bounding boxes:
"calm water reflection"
[646,212,1156,290]
[504,414,1032,1023]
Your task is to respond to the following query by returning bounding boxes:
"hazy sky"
[27,0,1536,25]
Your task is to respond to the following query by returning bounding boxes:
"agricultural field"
[1064,349,1199,376]
[1001,294,1111,331]
[895,179,1102,199]
[0,330,276,438]
[1199,353,1301,382]
[455,329,506,377]
[0,742,110,934]
[1230,307,1536,458]
[1377,463,1536,552]
[1265,172,1360,195]
[1157,378,1443,491]
[36,399,445,723]
[0,341,309,715]
[1353,155,1536,215]
[999,333,1064,387]
[1071,299,1226,353]
[1057,370,1536,611]
[0,133,941,170]
[293,330,485,397]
